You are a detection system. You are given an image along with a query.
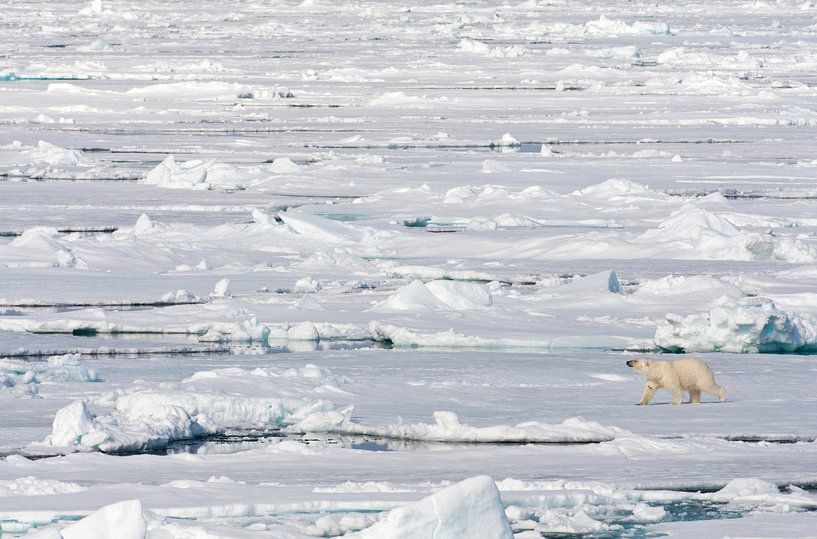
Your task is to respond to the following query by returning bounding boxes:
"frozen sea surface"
[3,0,817,536]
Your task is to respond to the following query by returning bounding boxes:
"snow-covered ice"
[3,0,817,536]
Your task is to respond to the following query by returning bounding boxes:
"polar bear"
[627,357,726,405]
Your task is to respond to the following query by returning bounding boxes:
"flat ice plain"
[2,0,817,536]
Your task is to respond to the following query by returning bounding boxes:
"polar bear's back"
[669,357,715,388]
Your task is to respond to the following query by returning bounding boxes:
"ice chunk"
[20,141,88,166]
[706,478,817,511]
[251,208,277,225]
[268,157,300,173]
[0,477,86,497]
[481,159,512,174]
[354,475,513,539]
[458,39,525,58]
[499,132,519,146]
[294,276,322,292]
[133,213,154,236]
[142,155,245,190]
[6,226,88,269]
[61,499,146,539]
[160,289,199,303]
[288,321,320,341]
[584,15,672,36]
[655,297,817,353]
[48,400,98,447]
[211,278,231,298]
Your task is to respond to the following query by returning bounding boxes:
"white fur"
[627,357,727,405]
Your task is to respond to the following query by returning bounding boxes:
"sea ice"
[655,296,817,353]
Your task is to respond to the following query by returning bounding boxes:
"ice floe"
[142,156,247,191]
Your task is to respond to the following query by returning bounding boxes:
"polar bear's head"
[626,358,651,374]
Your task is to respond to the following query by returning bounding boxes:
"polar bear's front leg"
[637,382,658,405]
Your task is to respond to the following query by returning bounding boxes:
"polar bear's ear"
[643,360,650,367]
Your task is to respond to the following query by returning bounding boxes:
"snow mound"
[1,354,99,398]
[640,205,817,262]
[279,211,363,243]
[142,155,245,190]
[655,297,817,353]
[643,205,739,241]
[269,157,300,173]
[584,15,672,36]
[10,227,63,250]
[635,274,742,299]
[426,280,493,310]
[459,38,525,58]
[354,475,513,539]
[0,476,86,497]
[333,411,622,443]
[44,365,346,452]
[160,289,200,304]
[3,227,88,269]
[60,499,146,539]
[20,141,88,166]
[585,45,640,59]
[48,400,99,447]
[480,159,512,174]
[210,278,231,298]
[373,280,492,312]
[709,478,817,510]
[133,213,154,236]
[572,178,655,199]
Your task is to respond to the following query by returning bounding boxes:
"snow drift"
[372,280,492,312]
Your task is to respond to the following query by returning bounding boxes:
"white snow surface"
[3,0,817,536]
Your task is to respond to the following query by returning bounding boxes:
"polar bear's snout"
[626,360,635,367]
